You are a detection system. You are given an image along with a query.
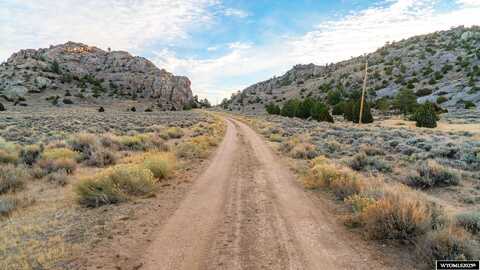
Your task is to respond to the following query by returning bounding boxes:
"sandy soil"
[131,117,402,270]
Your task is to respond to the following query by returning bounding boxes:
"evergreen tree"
[327,90,343,105]
[332,101,345,115]
[343,99,374,123]
[265,102,281,115]
[280,99,300,117]
[297,98,315,119]
[412,102,437,128]
[311,101,334,123]
[394,88,418,115]
[352,100,374,123]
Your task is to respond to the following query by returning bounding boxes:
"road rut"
[140,117,396,270]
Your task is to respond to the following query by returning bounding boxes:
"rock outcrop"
[0,42,193,109]
[228,26,480,112]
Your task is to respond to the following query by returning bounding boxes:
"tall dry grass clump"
[0,137,19,164]
[74,164,156,207]
[143,152,176,179]
[302,155,478,264]
[0,164,29,194]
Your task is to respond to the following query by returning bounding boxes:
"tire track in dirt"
[138,116,397,270]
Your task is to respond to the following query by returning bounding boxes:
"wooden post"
[359,56,368,124]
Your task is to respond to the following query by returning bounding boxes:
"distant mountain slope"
[0,42,193,110]
[227,26,480,112]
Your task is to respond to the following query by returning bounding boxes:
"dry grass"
[0,164,29,194]
[0,137,19,164]
[74,164,156,207]
[143,152,176,179]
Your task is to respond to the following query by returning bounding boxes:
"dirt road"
[140,117,396,270]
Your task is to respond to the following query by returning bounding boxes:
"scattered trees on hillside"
[267,98,334,123]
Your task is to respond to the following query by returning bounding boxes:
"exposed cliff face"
[228,26,480,113]
[0,42,193,109]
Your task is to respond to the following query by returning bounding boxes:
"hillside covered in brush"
[0,42,194,111]
[226,26,480,113]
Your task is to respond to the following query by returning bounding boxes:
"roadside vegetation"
[0,110,225,269]
[237,114,480,268]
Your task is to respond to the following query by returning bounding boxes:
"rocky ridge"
[0,42,193,110]
[227,26,480,113]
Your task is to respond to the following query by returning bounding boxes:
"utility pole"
[359,55,368,124]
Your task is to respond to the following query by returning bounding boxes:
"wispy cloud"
[155,0,480,102]
[223,8,250,18]
[0,0,219,60]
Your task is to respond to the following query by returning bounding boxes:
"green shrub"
[343,100,373,123]
[327,90,343,105]
[456,211,480,234]
[394,88,418,114]
[464,101,476,109]
[0,165,28,194]
[311,102,334,123]
[265,102,281,115]
[332,102,345,115]
[413,102,438,128]
[436,96,448,104]
[415,88,433,97]
[280,99,300,117]
[297,98,315,119]
[118,135,148,151]
[408,160,459,188]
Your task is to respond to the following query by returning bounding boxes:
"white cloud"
[223,8,250,18]
[155,0,480,102]
[228,42,252,50]
[457,0,480,7]
[0,0,218,61]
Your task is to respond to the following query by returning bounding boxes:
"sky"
[1,0,480,103]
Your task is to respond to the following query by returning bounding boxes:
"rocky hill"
[227,26,480,113]
[0,42,193,110]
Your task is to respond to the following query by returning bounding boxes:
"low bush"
[118,134,149,151]
[69,132,98,160]
[361,186,432,241]
[417,226,479,265]
[303,157,367,199]
[20,144,43,166]
[86,148,117,167]
[0,196,18,217]
[456,211,480,234]
[0,137,19,164]
[269,134,283,142]
[408,160,459,188]
[74,164,156,207]
[347,153,392,173]
[176,141,208,159]
[290,143,318,159]
[0,165,28,194]
[37,158,77,174]
[45,169,69,186]
[166,127,184,139]
[42,147,79,161]
[144,152,176,179]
